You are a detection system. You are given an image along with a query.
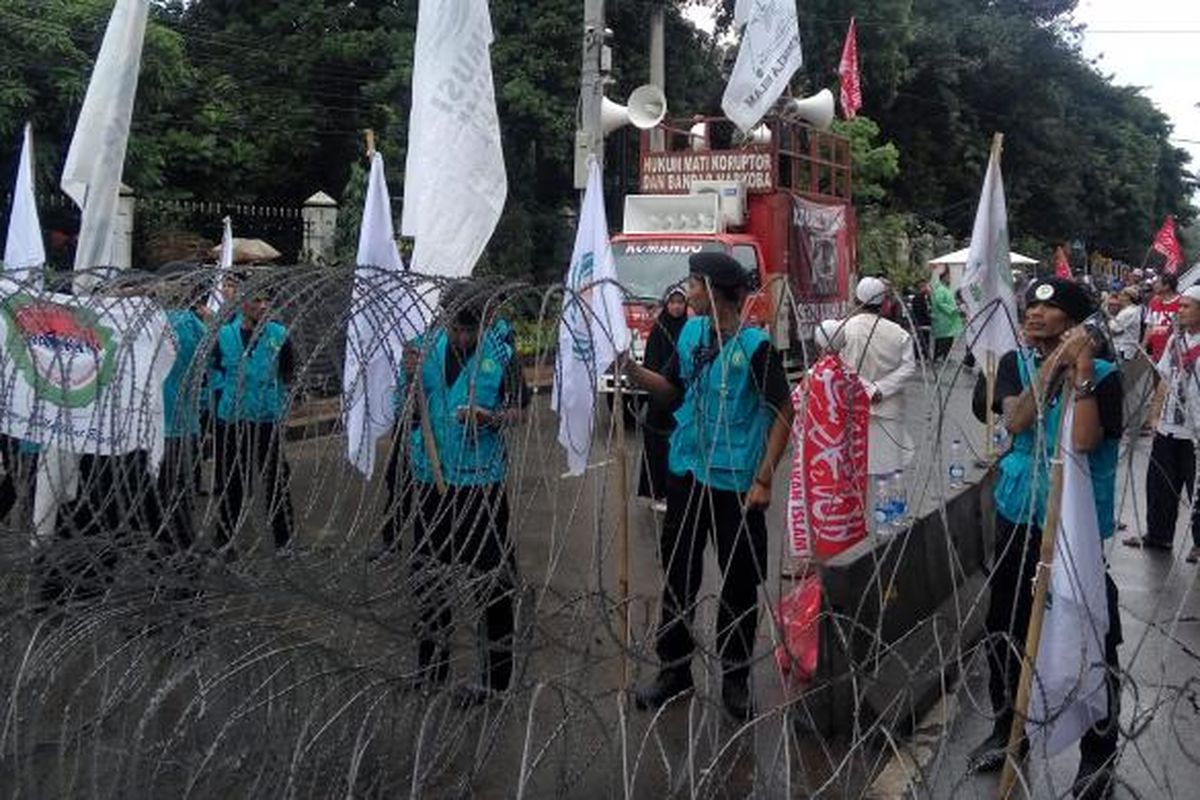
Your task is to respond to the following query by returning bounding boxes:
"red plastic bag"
[774,574,822,685]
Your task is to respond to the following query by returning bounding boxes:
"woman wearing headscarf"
[637,287,687,510]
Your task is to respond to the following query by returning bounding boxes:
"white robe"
[831,313,917,475]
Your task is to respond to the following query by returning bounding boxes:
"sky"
[683,0,1200,175]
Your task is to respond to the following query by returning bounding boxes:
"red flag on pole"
[838,18,862,120]
[1053,245,1071,278]
[1151,215,1184,274]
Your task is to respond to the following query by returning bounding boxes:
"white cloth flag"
[207,216,234,314]
[4,123,46,285]
[0,281,175,541]
[721,0,804,132]
[1026,403,1110,755]
[60,0,148,278]
[402,0,507,279]
[553,157,631,476]
[961,138,1019,361]
[343,153,421,477]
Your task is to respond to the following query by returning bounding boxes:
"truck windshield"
[612,240,723,301]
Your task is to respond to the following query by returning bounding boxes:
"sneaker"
[722,677,753,722]
[1121,535,1172,552]
[1187,546,1200,564]
[967,728,1026,774]
[453,682,503,709]
[1072,756,1115,799]
[633,668,693,711]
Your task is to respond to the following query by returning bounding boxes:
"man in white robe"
[824,277,917,477]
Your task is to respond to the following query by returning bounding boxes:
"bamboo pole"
[997,383,1072,799]
[614,372,632,691]
[985,351,998,460]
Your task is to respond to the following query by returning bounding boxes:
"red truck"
[605,116,856,391]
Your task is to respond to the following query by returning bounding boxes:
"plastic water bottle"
[948,439,966,489]
[992,424,1009,453]
[889,469,908,526]
[874,476,893,535]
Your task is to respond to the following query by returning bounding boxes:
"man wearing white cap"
[823,277,917,478]
[1125,284,1200,563]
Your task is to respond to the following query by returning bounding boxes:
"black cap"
[688,251,749,290]
[1025,277,1095,323]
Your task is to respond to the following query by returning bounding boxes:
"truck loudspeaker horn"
[601,84,668,136]
[779,88,835,131]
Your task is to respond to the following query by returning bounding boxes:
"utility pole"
[575,0,606,188]
[649,6,665,151]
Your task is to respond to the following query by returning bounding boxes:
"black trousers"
[149,435,198,553]
[655,472,767,684]
[380,424,414,548]
[411,481,516,690]
[1145,433,1199,548]
[0,435,37,522]
[933,336,954,362]
[214,421,294,550]
[985,516,1122,762]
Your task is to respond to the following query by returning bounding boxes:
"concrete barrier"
[802,470,996,737]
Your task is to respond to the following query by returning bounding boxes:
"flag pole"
[985,351,997,460]
[998,382,1073,799]
[614,367,632,691]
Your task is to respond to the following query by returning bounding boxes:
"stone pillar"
[301,191,338,264]
[111,183,135,269]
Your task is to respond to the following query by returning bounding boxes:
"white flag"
[207,216,234,314]
[60,0,148,280]
[721,0,804,132]
[4,123,46,285]
[402,0,507,278]
[343,153,421,477]
[1026,403,1110,755]
[553,158,631,476]
[961,137,1019,361]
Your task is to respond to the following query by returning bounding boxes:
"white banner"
[961,139,1019,360]
[344,153,422,477]
[402,0,507,278]
[1027,404,1110,755]
[553,158,630,476]
[0,281,174,464]
[721,0,804,132]
[4,124,46,282]
[60,0,149,279]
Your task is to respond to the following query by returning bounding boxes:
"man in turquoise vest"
[211,288,296,557]
[153,285,208,554]
[969,277,1123,798]
[400,282,529,705]
[624,252,794,722]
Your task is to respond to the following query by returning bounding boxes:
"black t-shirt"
[661,332,790,417]
[972,350,1122,439]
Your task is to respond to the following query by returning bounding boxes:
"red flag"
[838,18,862,120]
[1152,215,1184,274]
[1053,245,1071,278]
[787,354,869,558]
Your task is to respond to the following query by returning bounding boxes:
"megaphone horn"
[780,88,835,131]
[601,84,668,136]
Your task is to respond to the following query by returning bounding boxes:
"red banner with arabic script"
[788,354,869,558]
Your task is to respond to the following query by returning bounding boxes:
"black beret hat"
[688,251,750,290]
[1025,277,1096,323]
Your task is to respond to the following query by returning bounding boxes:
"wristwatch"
[1074,378,1096,399]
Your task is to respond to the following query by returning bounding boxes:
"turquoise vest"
[994,351,1119,538]
[207,311,239,411]
[164,309,206,437]
[404,323,512,487]
[215,320,289,423]
[668,318,773,492]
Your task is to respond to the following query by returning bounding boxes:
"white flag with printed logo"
[1026,403,1110,755]
[402,0,507,279]
[553,157,630,476]
[343,153,421,477]
[961,137,1019,360]
[4,124,46,286]
[721,0,804,132]
[60,0,148,280]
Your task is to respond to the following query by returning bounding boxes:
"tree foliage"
[0,0,1194,276]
